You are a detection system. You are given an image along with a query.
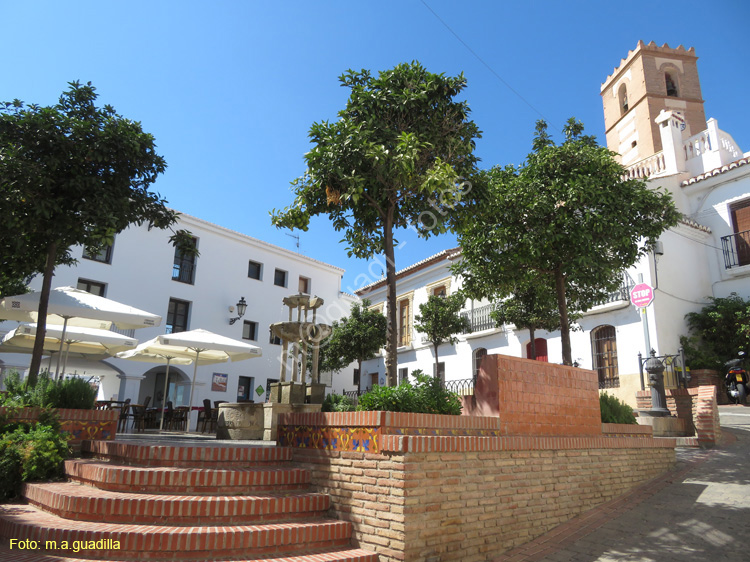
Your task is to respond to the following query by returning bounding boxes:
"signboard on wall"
[211,373,228,392]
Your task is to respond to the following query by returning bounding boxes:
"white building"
[0,212,357,418]
[356,42,750,407]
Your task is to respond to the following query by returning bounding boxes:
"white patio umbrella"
[0,286,161,377]
[0,323,138,376]
[116,329,261,431]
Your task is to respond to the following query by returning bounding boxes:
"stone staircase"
[0,441,377,562]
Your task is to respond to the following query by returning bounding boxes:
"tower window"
[618,84,628,114]
[665,71,679,97]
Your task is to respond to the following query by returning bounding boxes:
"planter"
[0,407,118,445]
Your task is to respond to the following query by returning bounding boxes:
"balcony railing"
[460,304,498,334]
[721,230,750,269]
[172,261,195,284]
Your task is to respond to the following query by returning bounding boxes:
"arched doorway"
[139,365,191,408]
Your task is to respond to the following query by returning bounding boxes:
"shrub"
[599,392,637,424]
[0,370,97,410]
[357,370,462,415]
[0,423,69,501]
[322,393,356,412]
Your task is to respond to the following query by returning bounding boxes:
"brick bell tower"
[600,41,707,166]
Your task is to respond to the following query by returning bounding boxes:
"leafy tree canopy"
[318,299,387,378]
[415,293,469,376]
[0,81,192,381]
[455,119,681,365]
[271,62,481,385]
[680,293,750,370]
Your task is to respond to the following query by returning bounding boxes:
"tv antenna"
[286,232,300,252]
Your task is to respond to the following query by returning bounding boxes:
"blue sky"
[3,1,748,293]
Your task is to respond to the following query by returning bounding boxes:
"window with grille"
[591,325,619,388]
[166,298,190,334]
[172,237,197,284]
[473,348,487,381]
[433,362,445,383]
[398,367,408,384]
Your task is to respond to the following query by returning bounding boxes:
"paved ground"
[493,405,750,562]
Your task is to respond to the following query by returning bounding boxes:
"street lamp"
[229,297,248,325]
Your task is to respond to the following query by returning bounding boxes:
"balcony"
[721,230,750,269]
[172,261,195,284]
[460,304,498,334]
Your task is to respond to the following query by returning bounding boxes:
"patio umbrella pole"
[60,341,73,379]
[187,348,204,433]
[158,358,173,432]
[53,317,70,379]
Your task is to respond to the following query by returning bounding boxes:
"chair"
[162,401,174,430]
[129,405,147,433]
[143,396,151,408]
[117,399,131,432]
[198,399,211,433]
[170,406,189,431]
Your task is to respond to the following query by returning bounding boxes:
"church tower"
[601,41,706,166]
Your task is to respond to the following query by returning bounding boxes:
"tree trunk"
[383,209,398,387]
[529,327,536,360]
[28,241,58,386]
[434,342,440,381]
[554,268,572,365]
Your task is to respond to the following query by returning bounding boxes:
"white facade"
[356,54,750,408]
[0,213,357,421]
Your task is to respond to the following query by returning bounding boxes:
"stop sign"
[630,283,654,308]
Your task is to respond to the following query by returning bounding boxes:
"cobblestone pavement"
[493,405,750,562]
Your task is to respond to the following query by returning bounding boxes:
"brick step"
[23,482,331,525]
[65,460,310,494]
[0,504,354,561]
[0,544,379,562]
[81,441,291,468]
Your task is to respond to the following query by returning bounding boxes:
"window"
[730,199,750,267]
[473,348,487,381]
[432,285,447,297]
[172,238,197,284]
[398,367,408,384]
[77,279,106,297]
[665,71,679,97]
[243,320,258,341]
[269,330,282,345]
[298,276,311,294]
[398,297,411,346]
[618,83,628,114]
[525,338,549,362]
[248,260,263,280]
[166,298,190,334]
[353,368,360,387]
[82,243,113,264]
[237,376,254,402]
[592,325,619,389]
[274,269,288,287]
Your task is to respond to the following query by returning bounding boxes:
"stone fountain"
[216,293,331,441]
[269,293,332,405]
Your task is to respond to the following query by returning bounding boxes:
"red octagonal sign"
[630,283,654,308]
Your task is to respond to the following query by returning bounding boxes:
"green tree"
[491,281,561,360]
[414,293,470,378]
[0,81,193,383]
[680,293,750,370]
[271,62,481,385]
[317,299,387,382]
[455,119,681,365]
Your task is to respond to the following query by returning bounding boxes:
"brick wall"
[463,354,601,436]
[293,436,674,562]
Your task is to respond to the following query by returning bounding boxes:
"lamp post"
[229,297,247,325]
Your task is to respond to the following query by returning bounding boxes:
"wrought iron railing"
[460,304,497,333]
[441,378,475,396]
[637,350,688,391]
[172,261,195,284]
[721,230,750,269]
[342,389,368,407]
